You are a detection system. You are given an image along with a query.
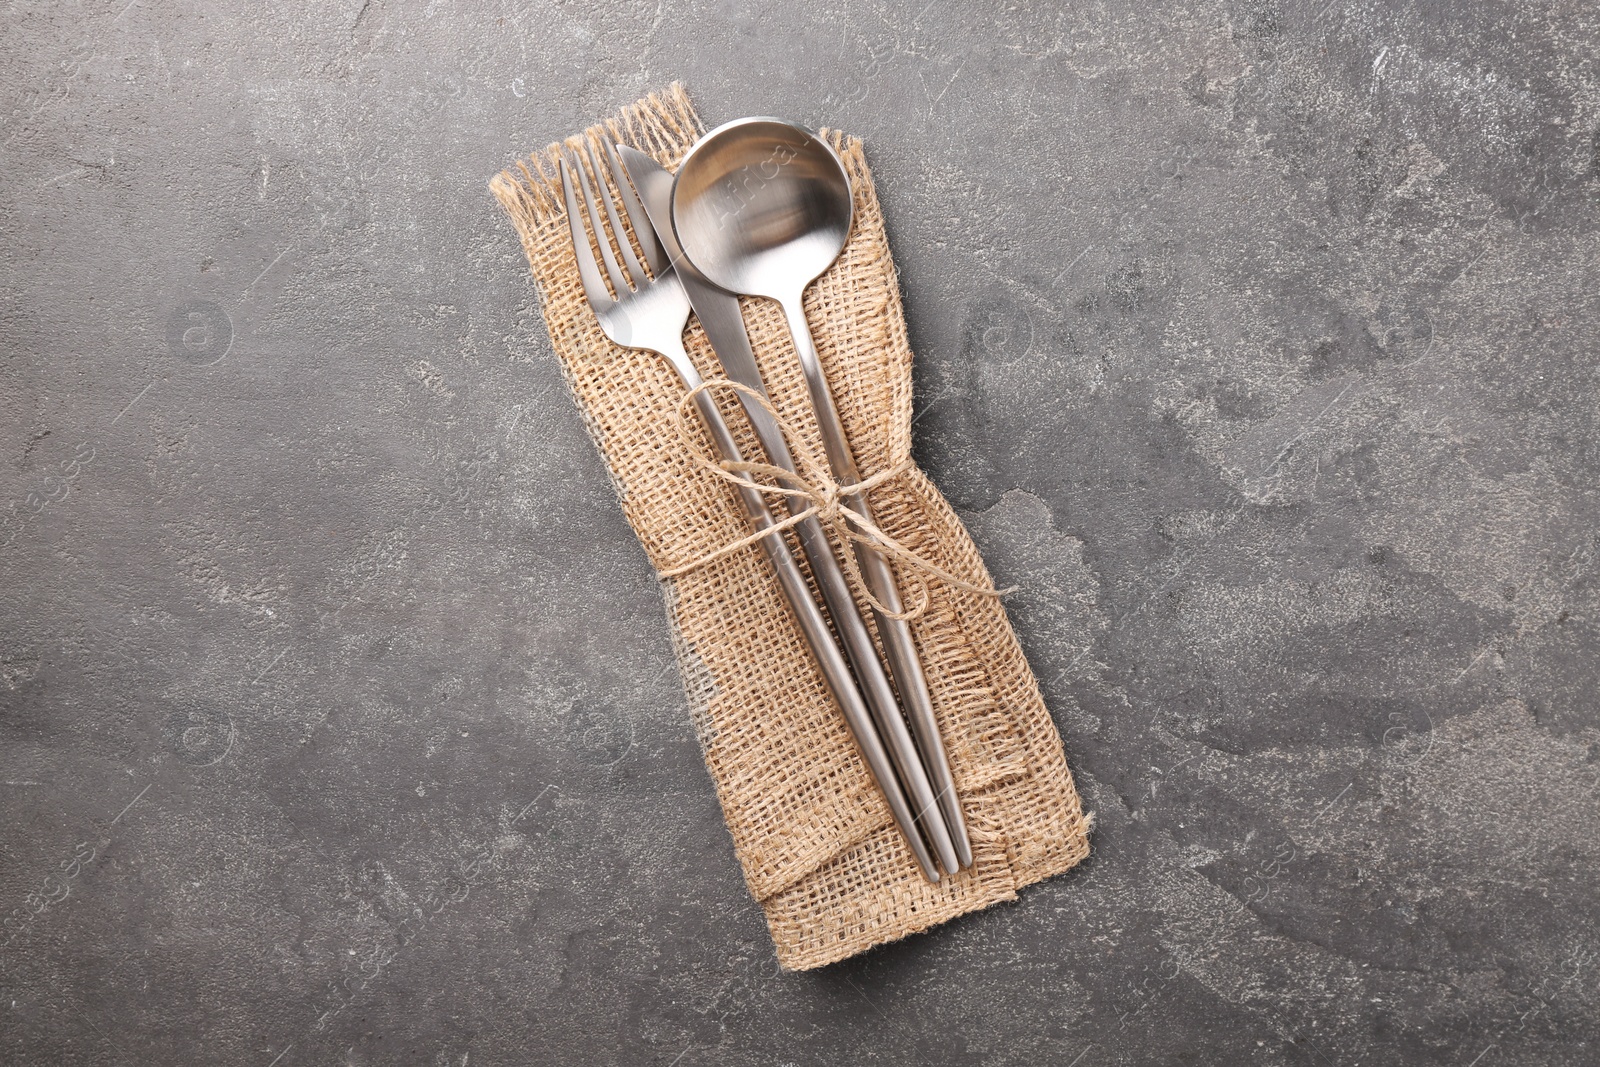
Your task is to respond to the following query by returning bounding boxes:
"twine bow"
[658,379,1015,622]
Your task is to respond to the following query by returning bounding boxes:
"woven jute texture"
[491,84,1090,970]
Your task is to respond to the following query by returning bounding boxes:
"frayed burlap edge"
[491,83,1090,970]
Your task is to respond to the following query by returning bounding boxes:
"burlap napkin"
[490,84,1089,970]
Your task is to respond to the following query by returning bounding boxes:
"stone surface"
[3,1,1598,1064]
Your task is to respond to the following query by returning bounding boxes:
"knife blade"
[615,147,793,455]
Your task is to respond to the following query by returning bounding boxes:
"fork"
[559,139,943,882]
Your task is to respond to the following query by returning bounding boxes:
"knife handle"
[775,296,973,869]
[679,364,942,883]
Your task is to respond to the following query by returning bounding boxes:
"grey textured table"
[3,2,1597,1064]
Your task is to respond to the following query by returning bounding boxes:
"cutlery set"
[558,118,968,881]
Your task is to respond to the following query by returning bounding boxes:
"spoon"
[672,118,974,871]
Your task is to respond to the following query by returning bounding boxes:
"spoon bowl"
[671,118,853,302]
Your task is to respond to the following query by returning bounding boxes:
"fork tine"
[570,145,632,297]
[585,140,650,287]
[601,137,667,277]
[559,154,610,314]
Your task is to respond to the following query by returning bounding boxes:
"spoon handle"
[675,351,943,883]
[779,295,974,871]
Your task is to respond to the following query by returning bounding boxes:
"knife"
[617,145,971,873]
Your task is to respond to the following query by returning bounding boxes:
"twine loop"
[658,379,1015,621]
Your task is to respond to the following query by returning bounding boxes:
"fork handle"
[682,372,942,883]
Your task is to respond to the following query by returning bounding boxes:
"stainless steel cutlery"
[560,123,969,881]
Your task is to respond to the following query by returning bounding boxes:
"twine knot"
[812,480,843,526]
[657,379,1015,621]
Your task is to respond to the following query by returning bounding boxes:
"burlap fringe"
[492,83,1090,970]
